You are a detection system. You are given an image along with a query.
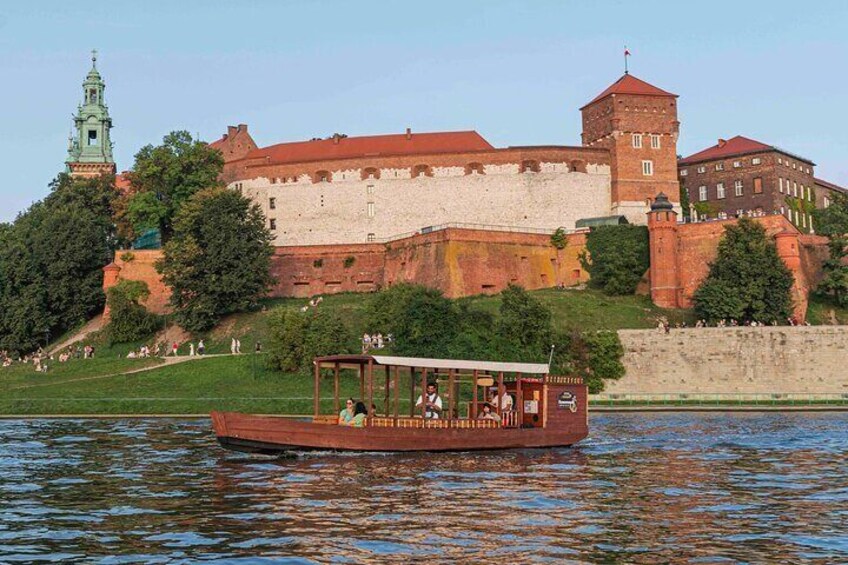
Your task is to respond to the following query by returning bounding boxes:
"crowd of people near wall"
[336,383,516,427]
[656,316,809,333]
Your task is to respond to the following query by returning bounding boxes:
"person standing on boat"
[338,398,355,425]
[489,389,513,412]
[415,383,443,419]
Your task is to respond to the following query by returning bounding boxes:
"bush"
[694,218,793,323]
[551,330,624,394]
[580,225,649,295]
[105,280,160,344]
[495,285,552,362]
[550,228,568,250]
[266,308,356,373]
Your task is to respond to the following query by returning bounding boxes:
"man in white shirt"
[415,383,443,419]
[489,389,513,412]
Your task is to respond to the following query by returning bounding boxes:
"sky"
[1,0,846,221]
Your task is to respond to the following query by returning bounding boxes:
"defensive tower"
[581,73,680,223]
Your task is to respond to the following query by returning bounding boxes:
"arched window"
[314,170,331,183]
[361,167,380,180]
[570,160,586,173]
[465,162,484,175]
[412,164,432,178]
[520,160,539,174]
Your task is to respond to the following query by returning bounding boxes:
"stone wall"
[230,147,612,246]
[607,326,848,396]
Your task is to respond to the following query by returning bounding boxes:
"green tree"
[552,330,625,393]
[157,187,273,332]
[495,284,552,361]
[679,182,691,221]
[105,280,159,344]
[580,225,649,295]
[813,193,848,306]
[266,308,356,373]
[365,284,458,358]
[0,174,118,352]
[122,131,224,240]
[694,218,794,323]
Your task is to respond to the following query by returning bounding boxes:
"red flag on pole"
[624,48,631,56]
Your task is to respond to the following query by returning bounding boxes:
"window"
[778,158,783,165]
[715,162,724,171]
[752,157,761,165]
[632,134,642,148]
[824,196,831,208]
[697,166,706,174]
[269,218,276,230]
[520,160,539,173]
[366,184,374,195]
[716,183,725,199]
[802,213,806,228]
[641,160,653,176]
[315,170,330,183]
[733,161,741,168]
[680,169,688,177]
[367,202,375,218]
[753,177,763,194]
[792,162,797,170]
[781,206,785,215]
[367,233,376,242]
[793,182,798,197]
[734,180,743,196]
[699,185,707,201]
[269,197,276,210]
[87,130,98,146]
[466,162,484,175]
[363,168,378,180]
[650,134,660,149]
[779,178,784,193]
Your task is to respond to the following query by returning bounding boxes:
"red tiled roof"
[115,172,131,192]
[679,136,773,165]
[208,137,227,150]
[243,130,494,166]
[679,135,815,166]
[582,73,677,109]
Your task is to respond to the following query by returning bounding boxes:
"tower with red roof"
[580,73,680,222]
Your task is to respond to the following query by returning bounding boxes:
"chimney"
[405,127,412,140]
[717,138,727,148]
[237,124,248,132]
[333,133,341,144]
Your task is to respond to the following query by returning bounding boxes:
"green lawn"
[806,293,848,325]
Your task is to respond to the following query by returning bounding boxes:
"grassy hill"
[3,287,844,416]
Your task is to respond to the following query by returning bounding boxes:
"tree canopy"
[693,218,794,323]
[813,192,848,306]
[120,131,224,241]
[580,225,650,295]
[0,174,118,352]
[156,187,273,332]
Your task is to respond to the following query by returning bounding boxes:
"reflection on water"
[1,413,846,563]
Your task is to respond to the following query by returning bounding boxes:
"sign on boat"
[211,354,588,453]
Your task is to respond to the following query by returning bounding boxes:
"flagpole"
[624,45,629,74]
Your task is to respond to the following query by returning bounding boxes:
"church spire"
[66,50,116,177]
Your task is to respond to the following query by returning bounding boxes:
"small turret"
[647,192,680,308]
[65,50,116,178]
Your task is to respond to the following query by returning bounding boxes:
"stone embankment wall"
[607,326,848,396]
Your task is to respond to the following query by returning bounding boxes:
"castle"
[63,54,838,321]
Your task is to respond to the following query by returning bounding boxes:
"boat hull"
[211,410,589,454]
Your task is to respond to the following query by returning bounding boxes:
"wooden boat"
[211,354,588,453]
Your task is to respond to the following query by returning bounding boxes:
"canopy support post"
[472,369,479,419]
[448,369,455,427]
[420,368,428,418]
[313,362,321,418]
[367,360,374,421]
[497,372,505,418]
[333,362,340,416]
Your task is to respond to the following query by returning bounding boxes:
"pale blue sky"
[1,1,846,221]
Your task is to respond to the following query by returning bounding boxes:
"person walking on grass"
[236,339,241,354]
[172,342,179,356]
[231,338,237,355]
[189,343,195,357]
[198,340,205,356]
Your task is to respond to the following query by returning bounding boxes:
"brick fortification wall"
[105,229,590,312]
[648,210,829,322]
[606,326,848,396]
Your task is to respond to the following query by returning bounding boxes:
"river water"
[1,413,846,563]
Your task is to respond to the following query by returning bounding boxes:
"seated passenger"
[415,383,443,419]
[338,398,355,425]
[349,401,367,427]
[489,389,513,412]
[477,402,502,423]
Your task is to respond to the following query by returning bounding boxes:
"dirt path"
[9,353,232,390]
[49,315,105,354]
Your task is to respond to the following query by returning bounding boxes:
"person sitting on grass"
[338,398,355,425]
[348,401,368,428]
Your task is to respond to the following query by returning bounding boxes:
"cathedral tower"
[581,73,680,223]
[66,50,116,178]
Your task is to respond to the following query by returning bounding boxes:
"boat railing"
[368,417,500,429]
[548,375,584,385]
[501,410,519,428]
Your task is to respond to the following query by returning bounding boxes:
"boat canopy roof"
[314,354,549,374]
